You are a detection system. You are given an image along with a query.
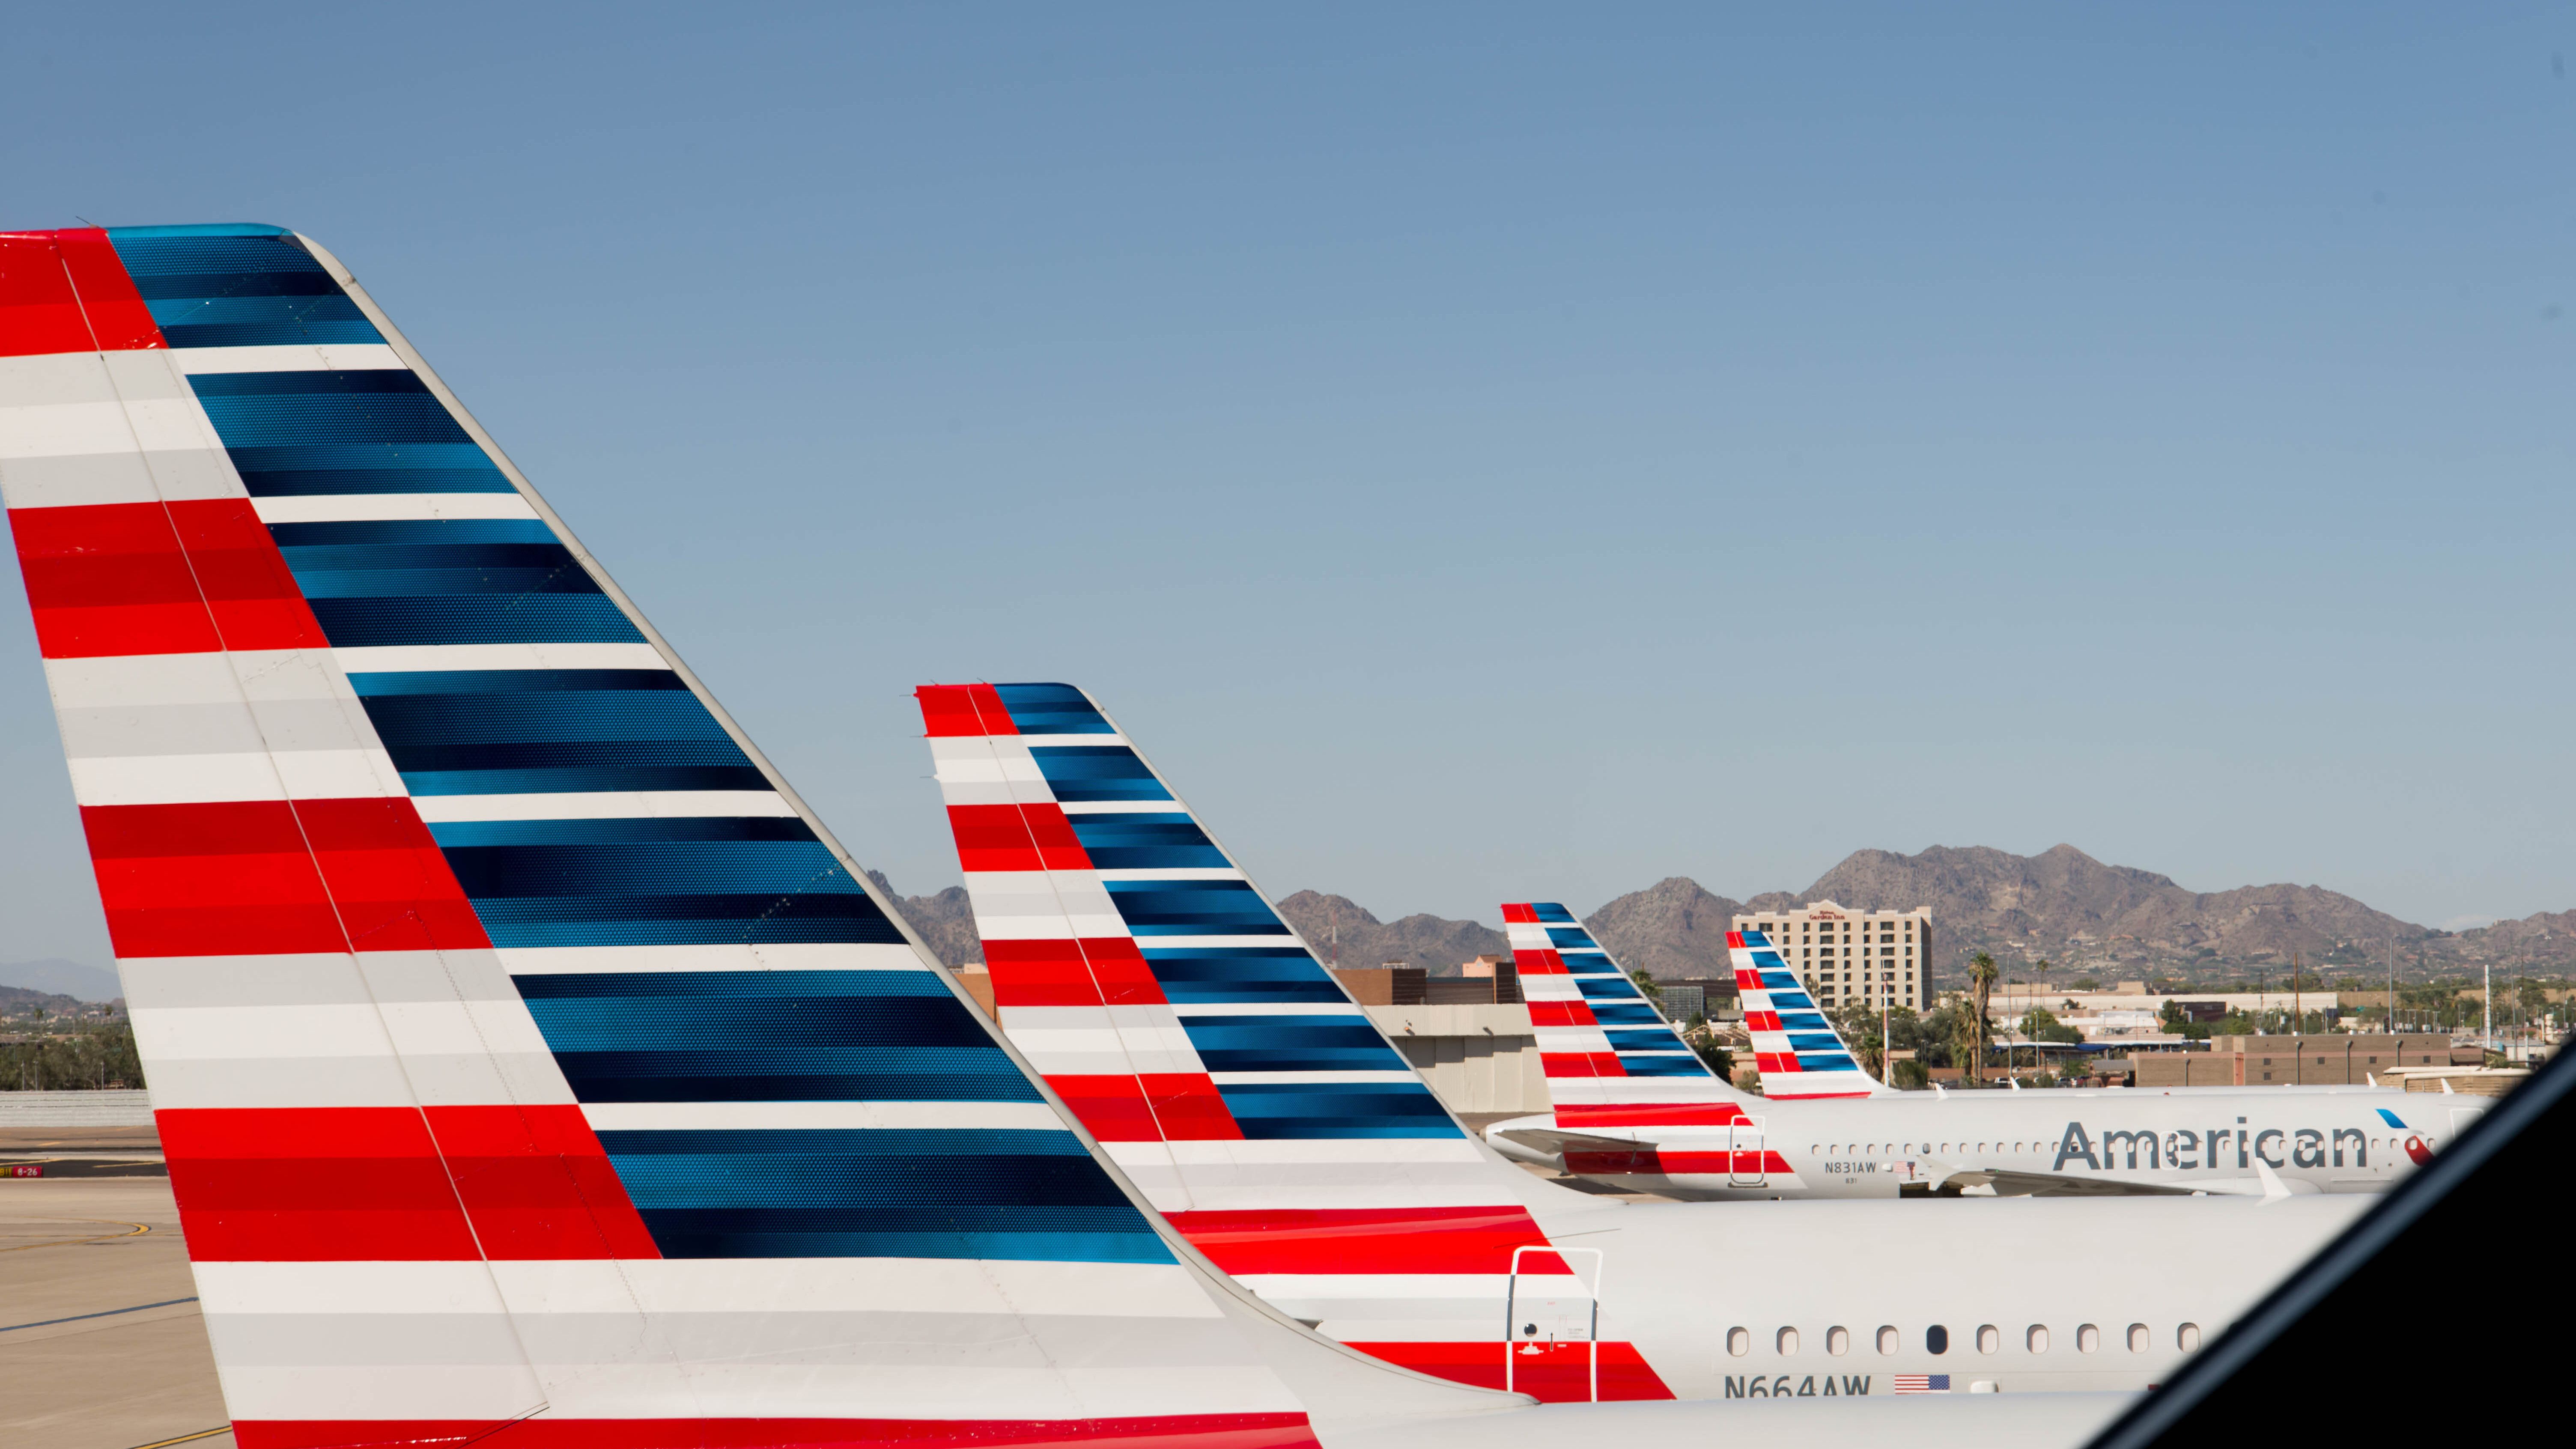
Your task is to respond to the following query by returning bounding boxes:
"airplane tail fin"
[919,685,1680,1401]
[1729,927,1901,1098]
[1500,905,1747,1129]
[0,224,1495,1446]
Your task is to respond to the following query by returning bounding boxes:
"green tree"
[1833,1000,1886,1080]
[1963,952,2001,1085]
[2019,1006,2082,1045]
[1680,1012,1735,1082]
[1,1021,140,1091]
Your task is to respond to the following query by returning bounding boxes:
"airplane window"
[2127,1324,2149,1352]
[1976,1325,1998,1354]
[1876,1326,1897,1355]
[2178,1323,2201,1351]
[1926,1325,1948,1355]
[2078,1324,2099,1353]
[1777,1327,1799,1355]
[2027,1325,2048,1353]
[1727,1327,1749,1357]
[1827,1327,1849,1356]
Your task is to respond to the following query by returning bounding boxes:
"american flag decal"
[1893,1374,1950,1394]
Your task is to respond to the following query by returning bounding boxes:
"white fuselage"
[1538,1193,2360,1397]
[1263,1175,2364,1398]
[1489,1086,2464,1199]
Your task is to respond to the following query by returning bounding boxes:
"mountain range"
[19,849,2561,998]
[876,844,2576,987]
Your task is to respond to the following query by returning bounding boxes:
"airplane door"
[1729,1119,1767,1187]
[1505,1245,1603,1403]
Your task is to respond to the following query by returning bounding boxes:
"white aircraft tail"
[919,684,1683,1400]
[1499,904,1752,1130]
[1730,928,1902,1099]
[0,224,1504,1447]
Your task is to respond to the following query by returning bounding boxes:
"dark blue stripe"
[360,692,724,745]
[599,1131,1166,1263]
[1180,1019,1407,1073]
[428,817,808,847]
[401,765,773,796]
[1574,977,1646,1002]
[1787,1033,1846,1052]
[194,391,474,448]
[442,839,864,896]
[1586,1002,1666,1026]
[310,596,644,646]
[223,442,498,475]
[471,895,896,948]
[1026,745,1171,802]
[1143,947,1347,1004]
[1214,1082,1457,1139]
[1106,880,1289,936]
[131,270,342,301]
[291,566,607,600]
[275,521,557,549]
[1530,903,1578,923]
[241,465,516,496]
[1062,815,1228,870]
[1602,1028,1688,1050]
[515,973,1036,1102]
[993,682,1115,735]
[1796,1053,1860,1073]
[1777,1011,1832,1031]
[350,668,682,696]
[1620,1055,1717,1077]
[152,306,382,348]
[627,1223,1167,1264]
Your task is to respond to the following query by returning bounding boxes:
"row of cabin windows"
[1723,1323,2202,1358]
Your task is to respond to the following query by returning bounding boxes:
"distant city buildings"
[1734,900,1933,1012]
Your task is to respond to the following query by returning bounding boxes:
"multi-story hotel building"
[1731,900,1933,1012]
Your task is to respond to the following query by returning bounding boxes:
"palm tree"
[2029,958,2052,1078]
[1964,951,2001,1086]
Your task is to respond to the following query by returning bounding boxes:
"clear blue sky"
[4,5,2571,971]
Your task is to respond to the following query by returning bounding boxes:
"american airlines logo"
[2051,1119,2407,1172]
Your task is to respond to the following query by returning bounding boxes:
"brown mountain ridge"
[876,846,2575,984]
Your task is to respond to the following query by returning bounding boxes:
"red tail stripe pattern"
[157,1105,656,1262]
[83,799,492,959]
[982,938,1166,1008]
[13,499,330,657]
[1167,1207,1566,1276]
[0,227,163,355]
[1049,1073,1244,1143]
[918,682,1017,738]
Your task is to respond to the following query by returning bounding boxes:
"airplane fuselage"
[1273,1192,2365,1399]
[1491,1088,2463,1200]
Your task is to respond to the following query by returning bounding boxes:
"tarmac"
[1,1127,228,1449]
